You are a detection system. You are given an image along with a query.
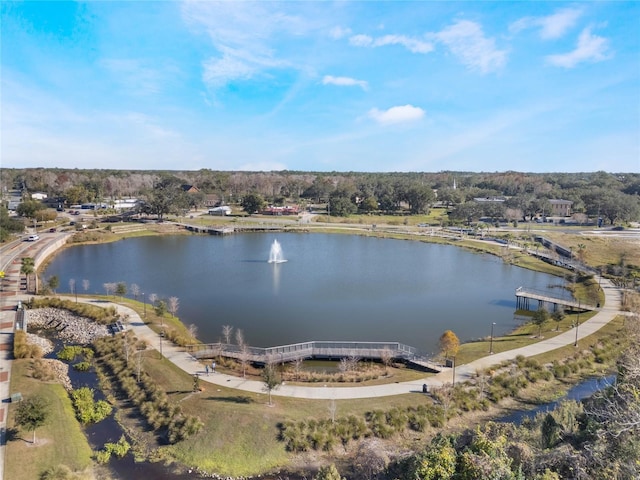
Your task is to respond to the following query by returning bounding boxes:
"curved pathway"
[93,274,623,400]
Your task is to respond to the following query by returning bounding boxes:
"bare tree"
[235,328,245,347]
[292,357,304,380]
[222,325,233,344]
[103,282,116,297]
[380,347,393,373]
[188,323,198,340]
[168,296,179,318]
[239,344,250,378]
[68,278,76,295]
[82,278,90,293]
[130,283,140,301]
[328,398,337,424]
[148,293,158,307]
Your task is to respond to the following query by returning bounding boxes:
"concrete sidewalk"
[104,275,622,400]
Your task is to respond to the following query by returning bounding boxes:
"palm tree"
[20,257,36,293]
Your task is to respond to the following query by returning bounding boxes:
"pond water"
[497,375,616,424]
[44,233,567,354]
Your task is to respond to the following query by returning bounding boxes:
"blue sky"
[2,1,639,172]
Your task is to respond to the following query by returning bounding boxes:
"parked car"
[26,234,39,241]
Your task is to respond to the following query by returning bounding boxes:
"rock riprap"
[27,307,109,344]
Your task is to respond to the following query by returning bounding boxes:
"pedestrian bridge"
[185,340,443,372]
[516,286,597,312]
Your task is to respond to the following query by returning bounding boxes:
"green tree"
[405,185,435,214]
[115,282,127,299]
[16,199,46,218]
[360,196,378,213]
[145,176,190,220]
[0,206,25,242]
[314,464,344,480]
[241,193,265,215]
[21,257,36,293]
[154,300,167,317]
[262,359,282,406]
[47,275,59,295]
[551,308,565,331]
[14,395,50,443]
[532,308,549,338]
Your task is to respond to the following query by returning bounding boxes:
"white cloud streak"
[546,27,611,68]
[368,104,425,125]
[510,7,583,39]
[181,1,300,89]
[433,20,507,74]
[322,75,368,90]
[349,33,433,54]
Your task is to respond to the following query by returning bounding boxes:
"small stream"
[497,375,616,424]
[48,341,207,480]
[48,334,616,478]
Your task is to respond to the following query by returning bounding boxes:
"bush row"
[93,335,202,444]
[279,404,445,452]
[13,329,43,359]
[280,334,625,452]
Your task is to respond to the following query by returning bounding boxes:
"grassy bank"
[6,360,94,480]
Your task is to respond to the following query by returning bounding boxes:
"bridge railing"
[187,340,419,361]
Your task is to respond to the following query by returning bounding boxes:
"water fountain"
[268,239,287,264]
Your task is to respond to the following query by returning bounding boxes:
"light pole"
[489,322,496,354]
[574,301,581,347]
[452,356,456,386]
[142,292,146,317]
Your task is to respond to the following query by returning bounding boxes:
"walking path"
[0,234,627,480]
[106,274,623,399]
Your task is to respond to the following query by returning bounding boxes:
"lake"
[44,233,566,354]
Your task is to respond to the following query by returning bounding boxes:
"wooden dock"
[515,286,597,312]
[186,340,443,372]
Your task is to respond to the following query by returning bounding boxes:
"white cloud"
[322,75,368,90]
[433,20,507,74]
[100,58,172,95]
[181,1,301,89]
[368,104,425,125]
[329,26,352,39]
[546,27,610,68]
[373,34,433,54]
[202,55,255,86]
[510,8,583,40]
[349,33,433,54]
[349,34,373,47]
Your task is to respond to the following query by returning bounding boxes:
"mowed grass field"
[14,221,632,477]
[5,360,94,480]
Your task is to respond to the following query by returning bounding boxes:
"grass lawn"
[5,360,94,480]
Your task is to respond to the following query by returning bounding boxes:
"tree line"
[2,169,639,225]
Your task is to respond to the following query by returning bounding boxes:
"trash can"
[422,384,428,394]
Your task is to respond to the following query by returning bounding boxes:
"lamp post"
[489,322,496,354]
[142,292,146,317]
[452,356,456,386]
[574,311,580,347]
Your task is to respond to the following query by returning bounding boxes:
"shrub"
[70,387,112,424]
[73,361,91,372]
[58,345,85,362]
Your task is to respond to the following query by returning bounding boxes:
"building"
[549,199,573,217]
[261,205,300,215]
[31,192,48,200]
